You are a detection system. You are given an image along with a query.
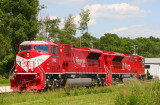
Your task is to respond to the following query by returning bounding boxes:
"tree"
[133,37,158,57]
[0,0,41,52]
[82,32,100,48]
[0,34,11,57]
[80,32,92,48]
[78,9,90,34]
[64,14,76,38]
[38,15,50,40]
[58,14,76,45]
[44,18,61,41]
[36,34,46,41]
[120,37,134,54]
[0,0,42,77]
[100,33,121,52]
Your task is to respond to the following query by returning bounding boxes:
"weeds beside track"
[0,80,160,105]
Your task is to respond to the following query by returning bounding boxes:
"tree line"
[0,0,160,77]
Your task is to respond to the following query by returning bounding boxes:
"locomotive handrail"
[9,63,15,79]
[38,65,45,81]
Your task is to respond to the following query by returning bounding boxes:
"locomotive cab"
[134,55,146,79]
[10,41,55,92]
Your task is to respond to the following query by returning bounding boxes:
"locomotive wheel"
[49,81,54,91]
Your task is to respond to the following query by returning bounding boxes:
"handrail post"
[9,63,15,79]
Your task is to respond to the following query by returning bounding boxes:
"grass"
[0,77,10,86]
[0,79,160,105]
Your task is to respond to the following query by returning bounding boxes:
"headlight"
[14,69,17,73]
[31,69,34,72]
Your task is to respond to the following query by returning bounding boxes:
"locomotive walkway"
[0,86,13,93]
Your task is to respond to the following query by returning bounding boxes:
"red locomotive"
[104,51,145,81]
[10,41,145,92]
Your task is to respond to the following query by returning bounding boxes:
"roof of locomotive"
[134,55,144,58]
[124,54,144,58]
[103,51,125,57]
[76,47,103,53]
[20,41,57,46]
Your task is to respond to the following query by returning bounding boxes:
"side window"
[51,46,58,54]
[138,58,141,62]
[20,45,31,51]
[142,58,145,64]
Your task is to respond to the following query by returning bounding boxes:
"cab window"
[20,45,31,51]
[33,45,49,53]
[142,58,145,64]
[138,58,141,62]
[51,46,58,54]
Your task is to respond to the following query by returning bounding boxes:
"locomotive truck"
[10,41,145,92]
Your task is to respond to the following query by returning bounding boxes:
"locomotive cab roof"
[20,41,58,46]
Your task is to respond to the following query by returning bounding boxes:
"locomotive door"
[137,57,143,73]
[50,46,59,73]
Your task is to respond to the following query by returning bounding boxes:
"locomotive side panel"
[68,48,88,73]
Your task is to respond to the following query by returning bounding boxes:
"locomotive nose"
[20,51,41,58]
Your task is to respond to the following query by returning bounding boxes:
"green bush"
[0,75,10,85]
[147,70,153,80]
[0,53,15,78]
[114,80,160,105]
[114,94,127,105]
[64,86,112,97]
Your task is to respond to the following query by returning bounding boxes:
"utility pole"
[79,38,97,48]
[89,40,97,48]
[131,45,138,55]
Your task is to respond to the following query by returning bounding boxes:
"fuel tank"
[65,78,92,88]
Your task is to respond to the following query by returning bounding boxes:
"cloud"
[40,0,92,6]
[89,18,96,26]
[132,0,157,5]
[37,13,57,21]
[84,3,148,20]
[49,16,57,20]
[106,25,160,38]
[74,15,80,24]
[109,27,128,33]
[37,13,48,21]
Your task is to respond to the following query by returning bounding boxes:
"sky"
[39,0,160,39]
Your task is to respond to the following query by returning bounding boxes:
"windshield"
[20,45,31,51]
[33,45,49,53]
